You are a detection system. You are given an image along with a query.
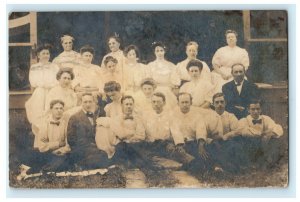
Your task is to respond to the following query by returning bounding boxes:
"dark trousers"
[69,144,110,170]
[23,149,68,173]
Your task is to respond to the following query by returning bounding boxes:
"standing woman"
[147,41,180,109]
[100,34,125,70]
[25,44,59,125]
[52,34,80,69]
[176,41,212,85]
[123,45,148,93]
[212,30,250,93]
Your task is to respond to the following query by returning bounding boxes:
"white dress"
[25,62,59,125]
[98,67,129,93]
[211,46,249,93]
[52,50,80,69]
[176,58,212,83]
[100,50,125,69]
[147,59,180,109]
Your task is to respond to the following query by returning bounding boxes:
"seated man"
[67,93,109,170]
[212,92,240,139]
[222,63,260,119]
[141,92,191,162]
[96,95,146,165]
[23,100,70,174]
[238,99,285,169]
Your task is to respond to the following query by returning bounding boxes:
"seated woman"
[45,67,78,115]
[123,44,148,93]
[73,45,102,97]
[133,78,157,113]
[147,41,180,109]
[176,41,212,85]
[25,44,59,125]
[102,81,123,118]
[211,29,250,93]
[179,59,214,108]
[52,34,80,69]
[99,56,128,93]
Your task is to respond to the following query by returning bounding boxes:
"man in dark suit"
[222,63,260,119]
[67,93,109,170]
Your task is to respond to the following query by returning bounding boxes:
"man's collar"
[234,79,244,86]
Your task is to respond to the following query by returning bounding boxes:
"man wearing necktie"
[222,63,260,119]
[23,100,70,174]
[238,100,285,170]
[67,93,109,170]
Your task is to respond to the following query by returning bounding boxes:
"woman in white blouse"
[100,34,125,70]
[123,45,148,93]
[147,41,180,109]
[25,44,59,125]
[52,35,80,69]
[211,30,250,93]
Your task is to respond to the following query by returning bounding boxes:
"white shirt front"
[142,110,171,142]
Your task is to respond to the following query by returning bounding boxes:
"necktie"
[86,112,94,118]
[252,119,262,125]
[50,121,60,126]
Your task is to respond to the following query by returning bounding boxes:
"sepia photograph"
[8,10,288,188]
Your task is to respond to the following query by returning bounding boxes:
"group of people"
[21,30,285,180]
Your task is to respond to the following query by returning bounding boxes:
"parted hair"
[225,29,238,37]
[103,81,121,92]
[186,59,203,71]
[80,45,95,55]
[104,56,118,66]
[212,92,225,103]
[56,67,74,80]
[50,99,65,109]
[123,44,140,59]
[121,95,135,104]
[140,78,157,88]
[177,92,193,102]
[152,92,166,103]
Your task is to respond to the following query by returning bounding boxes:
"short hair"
[152,92,166,103]
[121,95,135,104]
[151,41,167,52]
[225,29,238,38]
[186,41,199,50]
[81,92,94,99]
[104,56,118,66]
[80,45,95,55]
[123,45,140,59]
[231,63,246,72]
[60,35,74,43]
[103,81,121,92]
[248,99,262,108]
[212,92,225,103]
[177,92,193,102]
[186,59,203,71]
[56,67,74,80]
[140,78,157,88]
[50,99,65,109]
